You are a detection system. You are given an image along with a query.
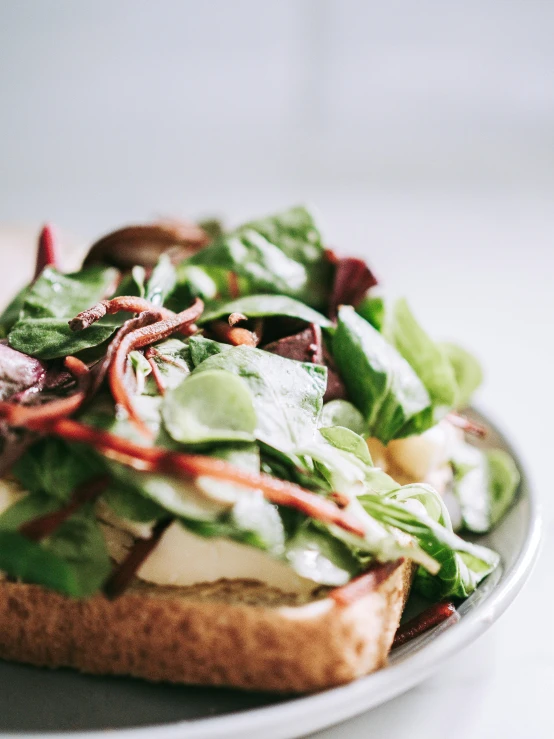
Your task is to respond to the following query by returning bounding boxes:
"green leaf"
[8,317,120,360]
[487,449,520,526]
[332,306,430,443]
[79,392,163,445]
[451,444,520,533]
[0,531,79,594]
[145,255,177,307]
[319,426,373,466]
[143,338,192,395]
[12,438,105,502]
[0,495,111,597]
[44,505,112,596]
[0,284,29,337]
[285,523,360,586]
[199,294,332,328]
[385,299,457,419]
[197,217,224,240]
[187,206,333,309]
[192,345,327,451]
[167,265,221,312]
[17,266,119,321]
[188,336,231,367]
[162,369,257,445]
[360,487,499,599]
[103,484,166,523]
[319,400,367,435]
[129,350,152,395]
[106,464,227,521]
[8,266,121,359]
[356,294,385,331]
[440,342,483,409]
[131,266,146,297]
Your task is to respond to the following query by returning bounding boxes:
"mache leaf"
[162,369,257,445]
[332,306,430,443]
[192,345,327,451]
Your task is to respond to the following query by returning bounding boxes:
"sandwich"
[0,206,520,692]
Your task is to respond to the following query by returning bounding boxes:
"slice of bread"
[0,561,412,692]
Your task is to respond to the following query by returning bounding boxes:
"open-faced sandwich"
[0,207,519,692]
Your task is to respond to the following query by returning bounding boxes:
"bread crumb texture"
[0,563,412,692]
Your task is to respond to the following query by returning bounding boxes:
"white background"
[0,2,553,737]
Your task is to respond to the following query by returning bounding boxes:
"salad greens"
[187,206,333,310]
[8,266,122,359]
[451,444,520,533]
[192,344,327,451]
[332,306,431,443]
[0,204,519,607]
[199,294,333,328]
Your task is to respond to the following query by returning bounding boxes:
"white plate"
[0,410,541,739]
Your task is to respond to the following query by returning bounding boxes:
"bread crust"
[0,561,412,693]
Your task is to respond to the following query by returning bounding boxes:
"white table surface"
[1,188,552,739]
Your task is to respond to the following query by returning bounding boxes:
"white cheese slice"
[136,521,316,595]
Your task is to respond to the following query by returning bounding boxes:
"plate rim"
[2,407,542,739]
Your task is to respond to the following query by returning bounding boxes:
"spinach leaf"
[385,299,457,419]
[145,254,176,306]
[0,284,29,337]
[192,345,327,451]
[162,369,257,445]
[167,265,222,312]
[16,266,118,321]
[332,306,430,443]
[43,505,112,596]
[199,294,332,328]
[12,438,105,502]
[187,206,333,309]
[188,336,231,367]
[0,531,79,594]
[103,484,166,523]
[319,399,367,435]
[8,266,121,359]
[0,495,111,597]
[440,342,483,409]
